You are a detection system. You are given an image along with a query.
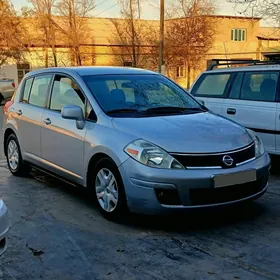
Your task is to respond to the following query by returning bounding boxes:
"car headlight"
[124,139,184,169]
[247,129,265,158]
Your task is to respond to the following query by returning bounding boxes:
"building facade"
[7,15,280,88]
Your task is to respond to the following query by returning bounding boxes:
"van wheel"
[89,158,127,219]
[5,134,30,176]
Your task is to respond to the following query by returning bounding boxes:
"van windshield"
[82,74,205,117]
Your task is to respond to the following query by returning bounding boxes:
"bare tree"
[111,0,158,68]
[28,0,58,67]
[0,0,25,66]
[228,0,280,27]
[165,0,216,88]
[55,0,95,66]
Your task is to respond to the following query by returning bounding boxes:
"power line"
[95,0,110,8]
[94,3,118,17]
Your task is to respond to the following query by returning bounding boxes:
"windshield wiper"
[106,108,140,114]
[144,106,204,113]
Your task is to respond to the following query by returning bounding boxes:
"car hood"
[112,112,253,153]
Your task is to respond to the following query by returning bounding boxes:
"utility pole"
[159,0,164,73]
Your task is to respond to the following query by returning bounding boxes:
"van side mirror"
[61,105,85,130]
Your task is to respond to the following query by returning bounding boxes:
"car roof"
[204,64,280,74]
[25,66,157,78]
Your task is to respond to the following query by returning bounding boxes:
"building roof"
[21,14,265,48]
[21,16,159,46]
[166,14,261,21]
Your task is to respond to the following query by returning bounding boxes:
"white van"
[189,60,280,156]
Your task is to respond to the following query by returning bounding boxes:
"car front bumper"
[0,200,9,255]
[119,153,271,214]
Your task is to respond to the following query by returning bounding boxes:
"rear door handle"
[43,118,51,125]
[227,108,236,115]
[16,109,22,116]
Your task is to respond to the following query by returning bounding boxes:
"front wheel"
[90,158,127,219]
[5,134,30,176]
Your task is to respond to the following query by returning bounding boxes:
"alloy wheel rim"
[7,140,19,171]
[95,168,118,212]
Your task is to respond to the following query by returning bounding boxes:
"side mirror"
[61,105,85,130]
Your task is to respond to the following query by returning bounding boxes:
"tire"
[89,157,127,219]
[0,93,4,105]
[5,134,30,176]
[270,155,280,175]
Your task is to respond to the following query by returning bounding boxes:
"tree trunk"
[187,63,191,89]
[52,46,58,67]
[75,46,82,66]
[45,47,49,68]
[130,0,137,67]
[137,0,141,19]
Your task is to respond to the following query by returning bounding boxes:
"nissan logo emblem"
[222,155,234,167]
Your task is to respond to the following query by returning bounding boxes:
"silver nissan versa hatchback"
[2,67,270,217]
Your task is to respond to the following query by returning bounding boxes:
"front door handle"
[43,118,51,125]
[16,109,22,116]
[227,108,236,115]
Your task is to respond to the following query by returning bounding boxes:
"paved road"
[1,107,280,279]
[0,164,280,279]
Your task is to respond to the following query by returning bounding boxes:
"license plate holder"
[213,169,257,188]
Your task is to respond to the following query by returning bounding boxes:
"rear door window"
[29,75,52,107]
[240,72,279,102]
[192,73,231,97]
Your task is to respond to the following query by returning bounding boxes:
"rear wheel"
[5,134,30,176]
[89,158,127,219]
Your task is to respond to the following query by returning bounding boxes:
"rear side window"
[192,74,231,97]
[29,75,52,107]
[22,78,33,103]
[240,72,279,102]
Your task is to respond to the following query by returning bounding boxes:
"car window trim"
[239,70,279,103]
[85,98,97,122]
[227,72,245,100]
[275,71,280,102]
[191,72,233,98]
[27,73,54,108]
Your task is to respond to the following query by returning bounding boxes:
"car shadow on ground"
[30,169,269,234]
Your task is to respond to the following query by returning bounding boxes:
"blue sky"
[11,0,238,19]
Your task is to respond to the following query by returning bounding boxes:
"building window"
[231,29,246,41]
[176,65,185,78]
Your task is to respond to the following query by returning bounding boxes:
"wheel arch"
[3,128,17,157]
[86,152,117,189]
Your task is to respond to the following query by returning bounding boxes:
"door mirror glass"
[61,105,85,129]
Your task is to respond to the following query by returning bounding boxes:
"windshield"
[82,74,204,117]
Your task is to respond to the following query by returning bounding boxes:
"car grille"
[171,143,255,169]
[189,175,267,206]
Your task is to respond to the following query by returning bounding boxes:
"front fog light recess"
[124,139,184,169]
